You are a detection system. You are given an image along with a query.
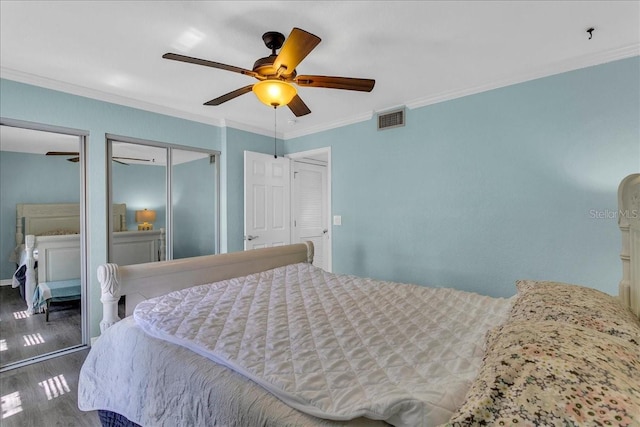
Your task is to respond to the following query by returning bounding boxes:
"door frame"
[286,147,332,272]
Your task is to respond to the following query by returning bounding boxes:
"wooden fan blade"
[288,95,311,117]
[113,157,150,162]
[204,85,254,106]
[47,151,79,156]
[273,28,321,77]
[295,75,375,92]
[163,53,258,78]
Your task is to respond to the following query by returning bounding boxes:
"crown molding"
[405,44,640,110]
[223,119,281,139]
[282,111,374,140]
[3,44,638,141]
[0,67,225,128]
[286,45,639,139]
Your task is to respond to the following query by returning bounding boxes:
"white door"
[244,151,291,250]
[292,160,329,270]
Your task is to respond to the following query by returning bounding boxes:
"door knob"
[322,229,328,234]
[245,235,259,241]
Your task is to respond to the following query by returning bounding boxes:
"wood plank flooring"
[0,349,101,426]
[1,286,102,425]
[1,285,82,366]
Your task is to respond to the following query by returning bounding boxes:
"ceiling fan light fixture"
[252,80,297,107]
[163,27,373,117]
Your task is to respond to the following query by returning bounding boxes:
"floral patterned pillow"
[444,321,640,427]
[510,280,640,346]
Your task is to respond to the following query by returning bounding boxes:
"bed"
[78,174,640,427]
[10,203,166,316]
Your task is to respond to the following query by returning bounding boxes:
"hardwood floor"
[0,285,130,425]
[1,286,101,425]
[0,349,101,426]
[1,285,82,366]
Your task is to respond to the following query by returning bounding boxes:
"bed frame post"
[16,204,24,245]
[305,240,314,264]
[98,263,121,333]
[159,228,166,261]
[619,221,631,309]
[24,235,36,314]
[619,173,640,317]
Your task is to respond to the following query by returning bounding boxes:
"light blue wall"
[0,79,222,338]
[0,153,81,279]
[112,163,166,231]
[284,57,640,298]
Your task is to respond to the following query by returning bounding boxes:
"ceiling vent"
[377,108,405,130]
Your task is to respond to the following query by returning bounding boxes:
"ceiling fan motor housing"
[254,32,295,78]
[253,55,276,77]
[262,31,285,52]
[253,55,297,79]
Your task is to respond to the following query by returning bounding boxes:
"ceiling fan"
[162,27,375,117]
[46,152,150,165]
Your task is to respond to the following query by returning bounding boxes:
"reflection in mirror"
[109,141,167,266]
[172,149,218,259]
[0,124,86,370]
[108,137,220,268]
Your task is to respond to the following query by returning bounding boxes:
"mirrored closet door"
[107,136,219,265]
[109,140,167,266]
[171,148,218,259]
[0,121,88,371]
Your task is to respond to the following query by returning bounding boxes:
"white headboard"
[16,203,127,245]
[618,173,640,317]
[98,242,314,332]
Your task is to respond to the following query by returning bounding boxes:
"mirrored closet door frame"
[106,134,221,262]
[0,117,89,372]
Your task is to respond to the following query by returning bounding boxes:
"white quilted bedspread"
[134,263,512,427]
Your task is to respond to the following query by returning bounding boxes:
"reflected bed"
[10,203,165,316]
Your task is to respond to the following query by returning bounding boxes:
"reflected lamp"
[135,209,156,231]
[252,80,297,107]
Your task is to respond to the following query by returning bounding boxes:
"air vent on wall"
[377,107,405,130]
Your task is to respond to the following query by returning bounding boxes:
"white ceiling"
[1,1,638,140]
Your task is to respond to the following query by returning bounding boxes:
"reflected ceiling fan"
[162,27,375,117]
[46,151,150,165]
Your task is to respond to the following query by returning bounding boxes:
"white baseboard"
[0,279,14,287]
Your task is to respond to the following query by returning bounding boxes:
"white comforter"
[80,316,386,427]
[133,263,512,426]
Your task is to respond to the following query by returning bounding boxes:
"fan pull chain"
[273,106,278,159]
